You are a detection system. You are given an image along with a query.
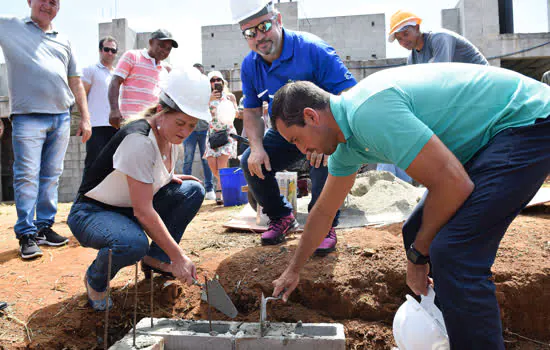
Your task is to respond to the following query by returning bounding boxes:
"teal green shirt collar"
[330,95,352,141]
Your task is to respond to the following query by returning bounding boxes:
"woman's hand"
[172,174,202,184]
[210,90,222,101]
[272,267,300,302]
[169,253,197,286]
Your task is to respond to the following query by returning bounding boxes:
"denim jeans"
[183,130,213,192]
[68,181,205,292]
[376,163,412,183]
[240,128,339,226]
[11,113,71,238]
[402,117,550,349]
[84,126,118,176]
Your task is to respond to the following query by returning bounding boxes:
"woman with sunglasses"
[68,68,211,311]
[204,71,239,205]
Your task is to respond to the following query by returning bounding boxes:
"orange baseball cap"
[388,10,422,43]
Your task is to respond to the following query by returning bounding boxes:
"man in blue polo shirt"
[230,0,356,255]
[269,63,550,349]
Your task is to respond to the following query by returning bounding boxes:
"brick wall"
[58,136,86,203]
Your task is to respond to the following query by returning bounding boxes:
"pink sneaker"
[261,214,299,246]
[314,227,337,256]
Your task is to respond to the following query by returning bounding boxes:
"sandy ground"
[0,185,549,349]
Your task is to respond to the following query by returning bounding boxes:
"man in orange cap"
[388,10,488,65]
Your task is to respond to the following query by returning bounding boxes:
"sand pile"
[347,171,425,216]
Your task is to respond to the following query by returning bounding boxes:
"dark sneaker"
[261,214,299,246]
[314,227,337,256]
[19,235,43,259]
[36,227,69,246]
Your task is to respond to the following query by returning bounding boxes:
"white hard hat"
[393,287,449,350]
[230,0,273,24]
[159,67,212,122]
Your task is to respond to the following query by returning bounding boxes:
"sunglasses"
[210,78,223,83]
[102,47,117,54]
[241,16,277,40]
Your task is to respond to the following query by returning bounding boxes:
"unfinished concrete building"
[204,0,550,94]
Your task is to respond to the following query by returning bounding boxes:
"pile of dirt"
[0,200,549,349]
[347,171,425,216]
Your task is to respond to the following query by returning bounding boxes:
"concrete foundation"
[110,334,164,350]
[111,318,345,350]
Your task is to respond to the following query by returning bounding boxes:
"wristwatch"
[407,243,430,265]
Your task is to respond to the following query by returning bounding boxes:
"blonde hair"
[121,102,173,127]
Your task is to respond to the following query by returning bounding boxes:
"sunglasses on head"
[210,78,223,83]
[102,47,117,54]
[241,15,277,40]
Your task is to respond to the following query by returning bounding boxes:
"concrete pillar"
[276,1,299,31]
[442,8,462,35]
[459,0,501,58]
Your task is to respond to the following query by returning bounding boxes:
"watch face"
[407,245,429,265]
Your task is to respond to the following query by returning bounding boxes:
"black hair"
[271,81,330,131]
[99,36,118,50]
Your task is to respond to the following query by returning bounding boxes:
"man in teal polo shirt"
[269,63,550,349]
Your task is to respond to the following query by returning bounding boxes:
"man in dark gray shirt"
[388,10,488,65]
[0,0,92,259]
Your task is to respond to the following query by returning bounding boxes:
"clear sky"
[1,0,548,69]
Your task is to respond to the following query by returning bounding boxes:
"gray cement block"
[129,319,345,350]
[235,323,345,350]
[134,319,235,350]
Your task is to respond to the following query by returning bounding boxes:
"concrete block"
[110,334,164,350]
[235,323,345,350]
[128,319,345,350]
[134,319,235,350]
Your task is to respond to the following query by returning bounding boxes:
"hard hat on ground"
[159,67,212,122]
[230,0,274,25]
[388,10,422,43]
[393,286,449,350]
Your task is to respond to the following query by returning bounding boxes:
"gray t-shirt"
[407,29,488,66]
[0,16,80,115]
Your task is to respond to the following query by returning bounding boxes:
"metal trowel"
[193,278,238,318]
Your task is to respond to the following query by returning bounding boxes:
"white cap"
[230,0,273,24]
[159,67,212,122]
[207,70,226,83]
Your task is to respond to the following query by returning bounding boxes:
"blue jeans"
[376,163,412,183]
[11,113,71,238]
[402,117,550,349]
[183,130,213,192]
[241,128,339,226]
[68,181,205,292]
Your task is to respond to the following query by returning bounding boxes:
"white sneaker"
[205,191,216,200]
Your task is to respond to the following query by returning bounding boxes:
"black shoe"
[0,301,7,311]
[36,227,69,246]
[141,261,175,280]
[19,235,43,259]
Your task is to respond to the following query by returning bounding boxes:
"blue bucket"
[219,167,248,207]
